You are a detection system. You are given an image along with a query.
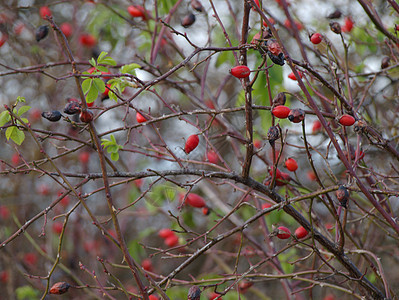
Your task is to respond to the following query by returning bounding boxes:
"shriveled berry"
[272,105,290,119]
[79,110,94,123]
[310,33,322,44]
[329,22,341,34]
[267,125,280,146]
[336,185,349,208]
[381,57,390,69]
[288,108,305,123]
[181,13,196,28]
[267,52,285,66]
[39,6,52,19]
[42,110,62,122]
[285,158,298,172]
[136,112,147,123]
[184,134,199,154]
[158,228,175,239]
[276,226,291,239]
[188,285,201,300]
[288,71,302,81]
[230,65,250,78]
[164,234,179,247]
[272,92,286,106]
[35,25,49,42]
[294,226,308,239]
[339,114,355,126]
[186,193,206,208]
[49,282,70,295]
[342,17,354,33]
[266,39,282,56]
[327,9,342,19]
[63,101,81,115]
[191,0,204,12]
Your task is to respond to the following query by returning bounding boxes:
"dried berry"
[285,158,298,172]
[310,33,322,44]
[354,120,367,134]
[272,92,286,106]
[49,282,70,295]
[185,134,199,154]
[272,105,290,119]
[182,13,196,28]
[42,110,62,122]
[266,39,285,65]
[267,126,280,146]
[327,9,342,19]
[336,185,349,208]
[191,0,204,12]
[35,25,49,42]
[79,109,94,123]
[188,285,201,300]
[63,101,81,115]
[288,108,305,123]
[268,52,285,66]
[294,226,308,239]
[381,57,390,69]
[230,65,251,78]
[339,114,355,126]
[329,22,341,34]
[276,226,291,239]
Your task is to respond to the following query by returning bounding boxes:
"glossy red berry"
[202,206,211,215]
[276,226,291,239]
[288,71,302,80]
[49,282,71,295]
[164,234,179,247]
[128,5,146,19]
[80,110,94,123]
[310,33,322,44]
[206,151,218,164]
[230,65,250,78]
[312,120,322,133]
[39,6,52,19]
[285,158,298,171]
[339,114,355,126]
[272,105,290,119]
[186,193,206,208]
[141,258,153,272]
[209,292,222,300]
[60,23,73,38]
[342,17,354,33]
[79,34,97,47]
[158,228,175,239]
[184,134,199,154]
[136,112,147,123]
[294,226,308,239]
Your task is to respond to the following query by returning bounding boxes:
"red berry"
[141,258,153,272]
[0,33,7,47]
[202,206,211,215]
[230,65,251,78]
[39,6,52,19]
[136,112,147,123]
[323,294,336,300]
[11,153,20,166]
[0,205,10,219]
[158,228,175,239]
[206,151,218,164]
[79,34,97,47]
[310,33,322,44]
[14,23,25,35]
[103,84,111,97]
[24,253,38,266]
[184,134,199,154]
[253,139,261,149]
[294,226,308,239]
[60,23,73,38]
[49,282,71,295]
[261,203,272,211]
[339,114,355,126]
[79,151,90,164]
[52,222,63,234]
[127,5,146,19]
[80,110,94,123]
[0,271,9,283]
[164,234,179,247]
[276,226,291,239]
[262,18,275,27]
[209,292,222,300]
[38,183,50,195]
[285,158,298,172]
[149,296,160,300]
[312,120,322,133]
[342,17,354,33]
[272,105,290,119]
[288,71,303,80]
[307,170,317,181]
[186,193,206,208]
[284,19,303,30]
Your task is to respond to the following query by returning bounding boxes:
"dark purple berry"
[63,101,81,115]
[35,25,49,42]
[329,22,341,34]
[42,111,62,122]
[181,13,196,28]
[288,108,305,123]
[336,185,349,208]
[187,285,201,300]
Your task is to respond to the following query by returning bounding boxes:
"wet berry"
[136,112,147,123]
[310,33,322,44]
[230,65,250,78]
[285,158,298,171]
[42,110,62,122]
[184,134,199,154]
[272,105,290,119]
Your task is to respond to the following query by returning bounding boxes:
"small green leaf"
[0,111,10,127]
[98,51,108,62]
[82,78,92,94]
[18,118,29,124]
[93,78,106,93]
[107,145,118,153]
[6,126,25,145]
[100,57,116,66]
[16,96,26,104]
[89,57,96,67]
[86,85,98,103]
[96,66,109,73]
[121,63,140,75]
[18,105,31,116]
[110,152,119,161]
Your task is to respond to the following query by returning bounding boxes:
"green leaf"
[93,78,106,93]
[107,145,118,153]
[121,63,140,75]
[18,105,31,116]
[97,51,108,62]
[110,152,119,161]
[89,57,96,67]
[86,85,98,103]
[6,126,25,145]
[0,111,10,127]
[16,285,39,300]
[18,118,29,124]
[16,96,26,104]
[100,56,116,66]
[96,66,109,73]
[82,78,92,94]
